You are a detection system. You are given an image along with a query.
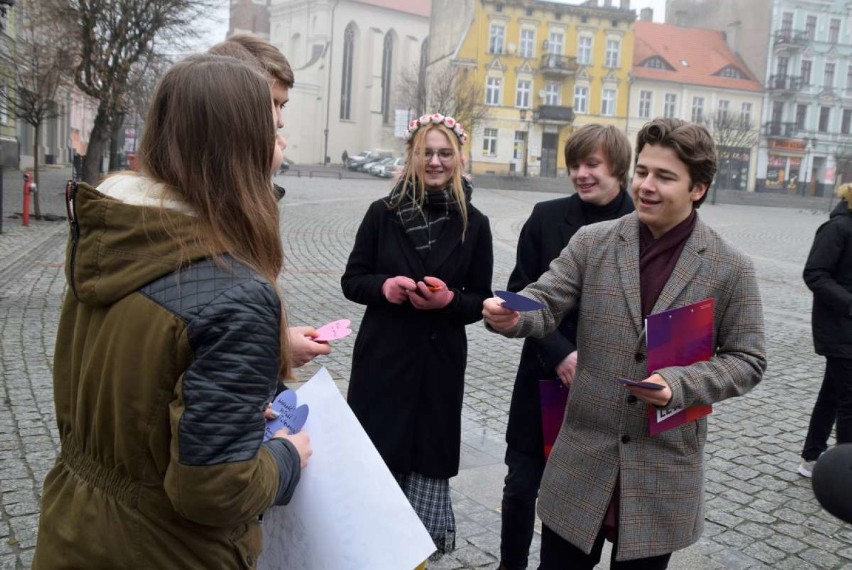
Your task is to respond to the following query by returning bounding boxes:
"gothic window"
[340,23,355,120]
[381,32,394,124]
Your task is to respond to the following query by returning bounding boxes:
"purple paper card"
[264,389,309,441]
[617,378,665,391]
[495,290,546,312]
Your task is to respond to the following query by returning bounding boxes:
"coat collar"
[616,212,710,333]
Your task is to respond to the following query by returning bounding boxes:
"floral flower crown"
[403,113,468,145]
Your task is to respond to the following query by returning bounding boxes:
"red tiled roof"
[632,21,763,92]
[352,0,431,18]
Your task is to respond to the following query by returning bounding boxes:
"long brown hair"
[138,54,292,379]
[392,122,469,234]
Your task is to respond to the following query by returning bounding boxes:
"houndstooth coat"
[500,212,766,561]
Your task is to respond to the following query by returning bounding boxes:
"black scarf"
[389,179,472,258]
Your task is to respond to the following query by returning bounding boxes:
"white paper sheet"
[258,367,436,570]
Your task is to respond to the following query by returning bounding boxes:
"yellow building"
[436,0,635,177]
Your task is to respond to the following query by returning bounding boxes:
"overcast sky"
[191,0,667,54]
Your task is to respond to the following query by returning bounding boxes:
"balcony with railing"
[536,105,575,124]
[539,54,578,78]
[767,74,803,93]
[764,121,798,137]
[773,29,809,50]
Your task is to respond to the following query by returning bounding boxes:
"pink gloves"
[382,276,417,304]
[409,276,454,310]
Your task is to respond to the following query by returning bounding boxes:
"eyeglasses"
[423,149,455,162]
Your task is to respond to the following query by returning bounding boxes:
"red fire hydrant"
[22,171,34,226]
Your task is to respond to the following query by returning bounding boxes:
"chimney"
[675,10,688,27]
[725,21,741,53]
[640,7,653,21]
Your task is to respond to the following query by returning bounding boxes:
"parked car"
[376,157,405,178]
[368,157,396,175]
[347,150,393,171]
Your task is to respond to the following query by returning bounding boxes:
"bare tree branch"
[46,0,216,183]
[396,61,490,135]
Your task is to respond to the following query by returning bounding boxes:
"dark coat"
[342,196,493,478]
[505,191,634,455]
[803,200,852,357]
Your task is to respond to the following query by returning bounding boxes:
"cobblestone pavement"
[1,172,850,569]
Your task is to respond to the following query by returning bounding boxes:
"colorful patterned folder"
[645,298,714,435]
[539,379,569,458]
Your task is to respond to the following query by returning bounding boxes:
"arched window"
[340,23,355,120]
[418,37,430,114]
[381,32,394,124]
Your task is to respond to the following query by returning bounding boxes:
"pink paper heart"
[313,319,353,342]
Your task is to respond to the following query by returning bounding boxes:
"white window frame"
[740,102,753,127]
[519,28,535,59]
[638,90,652,119]
[574,85,589,114]
[577,35,592,66]
[664,93,677,118]
[717,99,730,122]
[548,31,564,55]
[601,88,616,116]
[604,39,620,68]
[691,96,705,123]
[482,127,498,156]
[544,82,560,106]
[486,76,502,106]
[516,78,531,108]
[489,23,505,54]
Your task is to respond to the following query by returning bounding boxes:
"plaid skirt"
[394,471,456,558]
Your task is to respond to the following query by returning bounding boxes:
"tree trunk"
[109,113,125,171]
[82,106,113,184]
[31,122,43,219]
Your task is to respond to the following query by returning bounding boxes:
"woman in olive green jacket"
[33,55,310,569]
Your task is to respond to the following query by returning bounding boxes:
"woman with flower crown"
[342,114,493,560]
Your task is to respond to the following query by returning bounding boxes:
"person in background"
[798,182,852,477]
[484,118,766,569]
[33,55,311,569]
[209,34,331,371]
[341,114,493,561]
[498,124,635,570]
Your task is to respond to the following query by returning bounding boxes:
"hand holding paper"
[621,374,672,406]
[409,276,453,310]
[482,297,520,331]
[264,389,310,441]
[312,319,352,342]
[495,290,546,312]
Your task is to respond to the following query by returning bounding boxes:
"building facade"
[229,0,271,39]
[0,1,17,167]
[667,0,852,196]
[266,0,429,165]
[629,15,764,191]
[433,0,634,177]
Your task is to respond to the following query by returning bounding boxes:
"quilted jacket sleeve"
[163,277,301,527]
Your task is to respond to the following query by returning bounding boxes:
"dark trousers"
[802,357,852,461]
[539,524,672,570]
[499,446,546,569]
